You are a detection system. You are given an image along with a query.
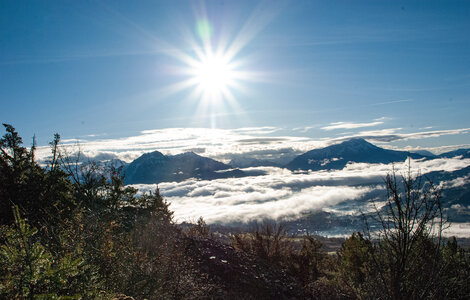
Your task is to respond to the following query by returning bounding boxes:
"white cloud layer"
[35,127,327,164]
[34,125,470,166]
[131,157,470,227]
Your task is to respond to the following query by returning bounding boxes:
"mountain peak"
[336,138,377,151]
[141,150,165,158]
[340,137,372,146]
[286,138,424,171]
[123,150,245,184]
[173,151,200,158]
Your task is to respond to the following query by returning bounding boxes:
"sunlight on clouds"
[34,125,470,166]
[442,223,470,238]
[35,127,325,163]
[131,157,470,225]
[135,180,372,224]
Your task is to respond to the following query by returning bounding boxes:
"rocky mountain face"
[285,138,428,171]
[123,151,245,184]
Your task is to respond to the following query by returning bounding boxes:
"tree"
[337,232,374,298]
[186,217,211,238]
[360,163,447,299]
[0,207,92,299]
[440,237,470,299]
[288,234,326,284]
[0,125,77,230]
[232,222,294,264]
[0,124,40,224]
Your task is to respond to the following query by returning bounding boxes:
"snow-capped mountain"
[285,138,428,171]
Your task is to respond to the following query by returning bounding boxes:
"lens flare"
[196,19,212,40]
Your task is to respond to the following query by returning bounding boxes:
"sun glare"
[159,10,274,127]
[160,17,254,108]
[193,52,235,97]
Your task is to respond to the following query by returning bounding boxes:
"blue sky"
[1,0,470,151]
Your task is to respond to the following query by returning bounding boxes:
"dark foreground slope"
[185,237,309,299]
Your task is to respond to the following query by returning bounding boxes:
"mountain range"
[106,138,469,184]
[123,151,245,185]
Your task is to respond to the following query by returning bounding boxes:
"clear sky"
[1,0,470,151]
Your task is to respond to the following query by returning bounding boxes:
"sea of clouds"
[34,126,470,236]
[131,157,470,229]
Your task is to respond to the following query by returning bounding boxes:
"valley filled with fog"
[131,156,470,237]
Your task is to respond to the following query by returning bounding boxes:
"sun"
[159,14,270,127]
[192,51,235,97]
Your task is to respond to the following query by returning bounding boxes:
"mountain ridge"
[285,138,428,171]
[114,138,470,184]
[123,150,245,184]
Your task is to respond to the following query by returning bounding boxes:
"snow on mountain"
[285,138,428,171]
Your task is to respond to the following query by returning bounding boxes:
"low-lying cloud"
[131,157,470,226]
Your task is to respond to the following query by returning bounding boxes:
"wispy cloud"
[292,125,316,133]
[321,121,384,131]
[337,128,470,143]
[232,126,280,135]
[369,99,412,106]
[374,116,393,121]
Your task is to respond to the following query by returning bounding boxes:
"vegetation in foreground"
[1,124,469,299]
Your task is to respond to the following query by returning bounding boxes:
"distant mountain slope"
[286,138,427,171]
[439,148,470,159]
[411,150,437,157]
[123,151,245,184]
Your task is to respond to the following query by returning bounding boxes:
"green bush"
[0,207,93,299]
